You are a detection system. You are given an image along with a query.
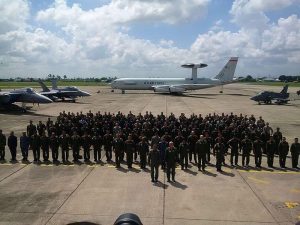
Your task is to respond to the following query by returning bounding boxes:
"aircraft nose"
[81,91,91,96]
[37,94,53,103]
[250,96,257,101]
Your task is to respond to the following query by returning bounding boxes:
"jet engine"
[169,86,185,93]
[153,86,170,93]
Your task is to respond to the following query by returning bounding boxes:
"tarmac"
[0,83,299,225]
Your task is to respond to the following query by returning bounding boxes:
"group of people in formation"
[0,110,299,183]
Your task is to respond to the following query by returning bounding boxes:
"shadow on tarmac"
[170,180,188,190]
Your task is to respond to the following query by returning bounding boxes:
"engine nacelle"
[153,86,170,93]
[169,86,185,93]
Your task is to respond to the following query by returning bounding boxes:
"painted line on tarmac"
[247,176,269,184]
[290,189,300,193]
[285,202,299,209]
[238,169,300,174]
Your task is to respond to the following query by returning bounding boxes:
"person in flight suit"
[290,137,300,168]
[92,133,102,162]
[20,132,30,161]
[139,137,149,169]
[8,131,17,162]
[71,131,81,162]
[30,132,41,162]
[266,136,276,168]
[40,132,50,162]
[50,132,60,162]
[273,127,282,155]
[158,137,168,170]
[82,132,91,162]
[0,129,6,161]
[195,135,209,171]
[214,138,225,172]
[165,142,177,182]
[188,131,198,164]
[253,137,263,167]
[241,135,252,167]
[103,130,113,162]
[59,130,70,163]
[148,144,160,182]
[113,133,124,168]
[278,137,289,168]
[27,120,36,137]
[227,135,239,166]
[178,139,189,170]
[125,135,135,169]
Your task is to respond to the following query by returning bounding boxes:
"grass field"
[0,81,108,89]
[245,81,300,87]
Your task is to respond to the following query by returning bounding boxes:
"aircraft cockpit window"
[26,88,35,94]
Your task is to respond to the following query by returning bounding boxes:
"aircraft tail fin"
[280,84,289,94]
[38,79,50,92]
[51,79,58,89]
[214,57,238,83]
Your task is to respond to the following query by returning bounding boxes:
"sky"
[0,0,300,78]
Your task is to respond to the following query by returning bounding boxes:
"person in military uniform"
[195,135,209,171]
[82,132,91,162]
[50,132,60,162]
[40,132,50,162]
[125,135,135,169]
[30,132,41,162]
[59,130,70,163]
[290,137,300,168]
[0,129,6,161]
[241,135,252,167]
[214,138,225,172]
[20,132,30,161]
[148,144,160,182]
[27,120,37,137]
[273,127,282,154]
[253,136,263,167]
[103,130,113,162]
[266,136,276,167]
[113,133,124,168]
[227,135,239,166]
[278,137,289,168]
[158,137,168,170]
[71,131,81,162]
[139,137,149,169]
[8,131,17,162]
[165,142,177,182]
[188,131,198,164]
[178,139,189,170]
[37,121,46,136]
[92,133,102,162]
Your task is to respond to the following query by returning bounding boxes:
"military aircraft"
[38,79,91,102]
[250,84,289,104]
[0,88,53,112]
[111,57,238,94]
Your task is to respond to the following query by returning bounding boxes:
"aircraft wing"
[152,84,214,93]
[273,98,290,104]
[0,92,20,104]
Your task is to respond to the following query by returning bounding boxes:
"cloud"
[0,0,30,34]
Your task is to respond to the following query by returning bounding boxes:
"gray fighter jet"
[250,84,289,104]
[0,88,53,111]
[38,79,91,102]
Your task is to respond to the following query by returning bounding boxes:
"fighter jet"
[250,84,289,104]
[0,88,53,111]
[38,79,91,102]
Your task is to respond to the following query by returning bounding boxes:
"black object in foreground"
[114,213,143,225]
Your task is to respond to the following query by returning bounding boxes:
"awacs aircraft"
[0,88,52,111]
[38,79,91,102]
[111,57,238,94]
[250,84,289,104]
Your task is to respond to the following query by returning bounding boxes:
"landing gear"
[219,85,224,93]
[121,90,125,94]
